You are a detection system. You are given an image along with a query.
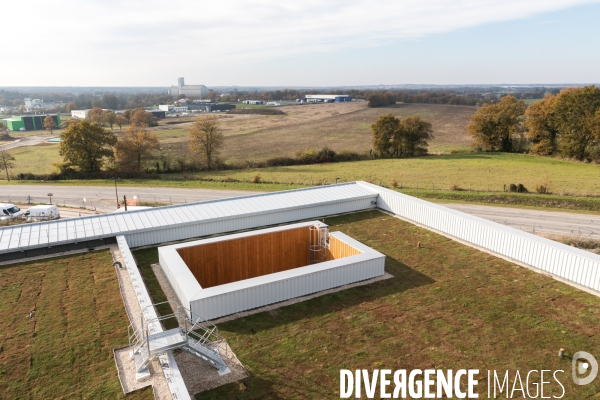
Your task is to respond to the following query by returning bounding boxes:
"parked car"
[181,112,189,116]
[0,203,24,220]
[23,204,60,221]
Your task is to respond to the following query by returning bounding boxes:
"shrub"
[509,183,528,193]
[251,174,262,184]
[535,185,549,194]
[391,179,399,189]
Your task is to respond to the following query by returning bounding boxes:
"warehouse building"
[305,94,352,103]
[146,109,166,119]
[184,102,236,112]
[1,114,60,131]
[168,77,209,98]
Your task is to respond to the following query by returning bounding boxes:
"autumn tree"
[115,115,128,130]
[43,115,57,134]
[115,126,160,172]
[66,102,76,112]
[371,114,433,157]
[553,85,600,160]
[103,110,117,129]
[371,114,400,157]
[87,107,105,125]
[468,95,527,152]
[0,147,15,181]
[129,109,158,127]
[396,116,433,157]
[59,120,117,172]
[189,115,224,170]
[525,94,559,155]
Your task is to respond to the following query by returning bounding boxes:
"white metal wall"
[191,256,385,320]
[126,196,375,248]
[357,182,600,293]
[187,232,385,320]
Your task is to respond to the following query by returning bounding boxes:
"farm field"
[134,210,600,399]
[0,250,152,399]
[5,102,475,177]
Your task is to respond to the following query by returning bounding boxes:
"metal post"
[114,178,119,205]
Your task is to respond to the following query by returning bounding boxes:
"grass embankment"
[136,211,600,399]
[0,251,152,399]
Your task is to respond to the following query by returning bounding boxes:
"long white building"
[168,77,208,98]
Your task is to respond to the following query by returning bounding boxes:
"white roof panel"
[0,182,377,253]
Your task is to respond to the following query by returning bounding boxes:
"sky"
[2,0,599,87]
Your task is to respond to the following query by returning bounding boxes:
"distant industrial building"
[168,77,208,98]
[1,114,60,131]
[159,102,236,113]
[24,98,55,111]
[71,109,90,119]
[304,95,352,103]
[242,100,265,105]
[146,109,166,119]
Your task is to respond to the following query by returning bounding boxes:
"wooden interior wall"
[326,235,362,261]
[177,227,311,288]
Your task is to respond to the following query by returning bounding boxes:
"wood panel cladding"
[326,235,362,261]
[176,227,363,289]
[177,227,312,288]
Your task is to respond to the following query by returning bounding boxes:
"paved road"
[2,185,599,238]
[0,135,57,150]
[445,203,600,238]
[0,185,261,212]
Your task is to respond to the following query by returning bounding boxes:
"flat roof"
[0,183,377,253]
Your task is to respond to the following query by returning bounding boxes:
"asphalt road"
[445,203,600,238]
[2,185,599,239]
[0,185,260,212]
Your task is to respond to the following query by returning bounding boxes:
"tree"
[66,102,76,112]
[371,114,400,157]
[371,114,433,157]
[115,126,160,172]
[59,120,117,172]
[0,147,15,181]
[525,94,559,155]
[43,115,57,134]
[553,85,600,160]
[395,116,433,157]
[468,95,526,152]
[115,115,128,130]
[88,107,105,125]
[129,109,157,127]
[189,115,224,170]
[103,110,117,129]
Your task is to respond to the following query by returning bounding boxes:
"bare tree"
[0,147,15,181]
[189,116,224,170]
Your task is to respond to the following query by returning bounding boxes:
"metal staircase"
[128,301,231,378]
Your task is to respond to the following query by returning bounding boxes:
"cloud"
[1,0,598,84]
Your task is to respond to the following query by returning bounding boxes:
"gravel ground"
[110,245,173,400]
[151,264,250,396]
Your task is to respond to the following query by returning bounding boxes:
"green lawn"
[133,210,600,399]
[7,143,62,175]
[0,251,152,399]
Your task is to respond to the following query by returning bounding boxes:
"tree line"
[55,114,223,177]
[468,85,600,161]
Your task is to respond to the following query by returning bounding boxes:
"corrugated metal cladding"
[0,183,378,254]
[357,182,600,293]
[124,195,375,248]
[192,257,385,320]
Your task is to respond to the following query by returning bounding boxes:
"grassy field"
[7,143,62,175]
[0,251,152,399]
[133,210,600,399]
[181,152,600,197]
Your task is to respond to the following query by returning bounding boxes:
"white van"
[23,205,60,221]
[0,203,25,220]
